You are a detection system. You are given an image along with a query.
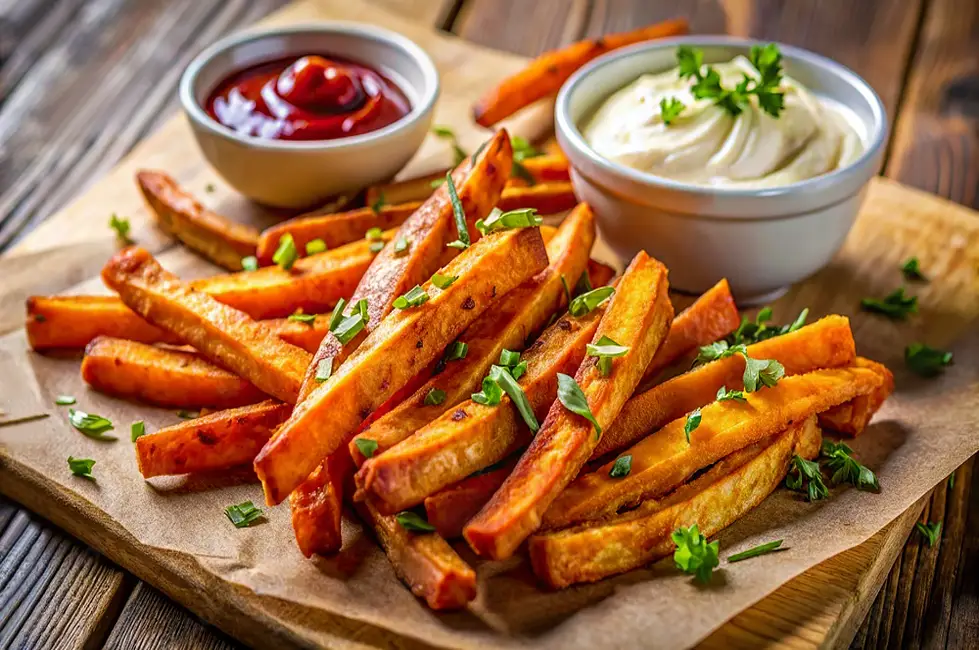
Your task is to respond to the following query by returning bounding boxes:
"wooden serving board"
[0,1,975,648]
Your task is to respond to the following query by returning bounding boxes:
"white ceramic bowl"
[180,23,439,208]
[556,36,887,304]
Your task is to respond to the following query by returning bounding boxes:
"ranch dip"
[582,55,865,188]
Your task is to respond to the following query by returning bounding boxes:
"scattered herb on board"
[396,510,436,533]
[68,409,116,440]
[900,256,927,281]
[785,455,828,501]
[67,456,95,479]
[557,373,600,436]
[861,287,917,319]
[55,395,76,406]
[355,438,379,459]
[915,521,942,547]
[727,539,783,563]
[273,234,298,271]
[205,183,216,193]
[905,343,953,377]
[821,441,880,491]
[131,421,146,442]
[225,501,264,528]
[109,214,132,242]
[609,455,632,478]
[672,524,719,583]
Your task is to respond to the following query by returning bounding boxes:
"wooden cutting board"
[0,0,973,648]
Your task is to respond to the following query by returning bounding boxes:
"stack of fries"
[26,22,894,611]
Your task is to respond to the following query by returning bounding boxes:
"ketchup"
[206,55,411,141]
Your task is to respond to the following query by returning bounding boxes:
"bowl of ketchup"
[180,24,439,208]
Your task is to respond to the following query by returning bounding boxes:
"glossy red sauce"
[206,54,411,141]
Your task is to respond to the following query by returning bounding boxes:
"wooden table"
[0,0,975,647]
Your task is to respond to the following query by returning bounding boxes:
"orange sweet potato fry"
[496,182,578,215]
[529,416,819,588]
[424,458,517,539]
[81,337,265,409]
[256,225,547,504]
[102,247,311,404]
[472,19,689,127]
[592,315,857,460]
[586,258,616,288]
[464,252,673,560]
[355,499,477,610]
[641,278,739,383]
[26,295,180,350]
[135,400,290,478]
[349,204,595,466]
[136,170,259,271]
[256,204,420,265]
[819,357,895,436]
[543,363,885,529]
[290,451,352,557]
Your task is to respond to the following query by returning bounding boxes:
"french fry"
[424,458,517,539]
[586,258,616,288]
[354,297,609,514]
[102,247,311,404]
[81,337,266,409]
[136,170,259,271]
[528,417,820,588]
[354,499,477,610]
[512,154,572,184]
[464,252,673,560]
[135,400,290,478]
[497,182,578,215]
[290,451,352,557]
[818,357,895,436]
[543,363,886,529]
[256,204,420,266]
[26,295,180,350]
[641,278,739,383]
[472,19,689,127]
[349,204,595,466]
[591,315,857,460]
[256,225,547,504]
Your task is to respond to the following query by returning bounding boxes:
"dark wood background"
[0,0,976,647]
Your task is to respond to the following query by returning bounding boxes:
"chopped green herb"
[586,335,630,377]
[672,43,785,118]
[742,357,785,392]
[609,455,632,478]
[306,239,327,255]
[444,173,469,250]
[177,410,199,419]
[472,374,503,406]
[431,272,458,289]
[727,539,783,563]
[715,386,747,402]
[510,135,542,162]
[328,298,348,332]
[241,256,259,271]
[786,455,828,501]
[287,312,317,324]
[393,285,430,310]
[68,456,95,479]
[861,287,918,319]
[499,349,521,367]
[68,409,116,440]
[443,341,468,362]
[424,388,446,406]
[355,438,379,459]
[109,213,131,242]
[272,234,298,271]
[509,359,528,380]
[131,420,146,442]
[396,510,436,533]
[694,340,746,366]
[493,365,539,433]
[660,97,685,125]
[333,312,365,345]
[821,440,879,491]
[366,227,383,240]
[672,524,719,583]
[55,395,76,406]
[684,408,701,443]
[432,125,466,165]
[557,373,599,436]
[915,521,942,547]
[568,286,615,318]
[949,471,956,490]
[905,343,953,377]
[901,256,927,281]
[394,236,410,255]
[205,183,216,193]
[475,207,542,236]
[315,357,333,382]
[369,240,384,253]
[727,307,808,346]
[225,501,264,528]
[430,177,446,189]
[371,191,387,214]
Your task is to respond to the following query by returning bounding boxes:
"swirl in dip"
[582,55,865,188]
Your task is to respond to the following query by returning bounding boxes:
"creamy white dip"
[583,55,865,187]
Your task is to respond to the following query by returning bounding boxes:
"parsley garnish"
[355,438,378,459]
[109,214,132,242]
[287,312,317,324]
[241,256,259,271]
[396,510,436,533]
[444,173,469,249]
[586,335,629,377]
[306,239,327,255]
[609,455,632,478]
[424,388,446,406]
[68,456,95,479]
[55,395,76,406]
[315,357,333,382]
[68,409,115,440]
[915,521,942,547]
[371,191,387,214]
[475,207,542,236]
[785,455,828,501]
[900,256,927,281]
[684,408,701,443]
[861,287,918,319]
[660,97,685,125]
[557,373,599,436]
[494,365,539,433]
[728,539,783,563]
[272,234,298,271]
[905,343,953,377]
[131,420,146,442]
[510,136,542,185]
[715,386,746,402]
[393,285,430,310]
[672,524,719,583]
[366,227,383,240]
[568,286,615,318]
[671,44,785,119]
[727,307,808,346]
[431,272,458,289]
[821,440,879,491]
[742,356,785,392]
[432,125,466,165]
[225,501,264,528]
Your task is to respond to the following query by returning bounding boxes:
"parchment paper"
[1,181,977,649]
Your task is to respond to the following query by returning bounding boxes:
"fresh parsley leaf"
[672,524,719,583]
[660,97,685,125]
[557,373,599,436]
[676,44,784,118]
[510,135,543,162]
[684,408,701,443]
[225,501,264,528]
[586,335,629,377]
[371,191,387,214]
[67,456,95,478]
[676,45,704,79]
[900,256,927,281]
[431,272,458,289]
[241,256,259,271]
[609,455,632,478]
[68,409,116,440]
[742,357,784,392]
[785,455,828,501]
[396,510,436,533]
[131,420,146,442]
[821,440,879,491]
[694,340,744,365]
[306,239,327,255]
[394,236,410,255]
[475,207,542,235]
[861,287,918,319]
[715,386,746,402]
[905,343,953,377]
[109,214,131,242]
[424,388,446,406]
[355,438,379,459]
[393,285,430,310]
[55,395,76,406]
[727,539,783,563]
[444,173,469,250]
[915,521,942,548]
[432,125,466,165]
[727,307,808,345]
[443,341,468,361]
[287,312,317,324]
[492,365,539,433]
[272,234,298,271]
[315,357,333,382]
[568,286,615,318]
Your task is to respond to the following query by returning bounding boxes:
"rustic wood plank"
[945,458,979,649]
[451,0,588,55]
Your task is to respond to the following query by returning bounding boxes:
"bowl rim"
[555,35,888,200]
[179,22,440,151]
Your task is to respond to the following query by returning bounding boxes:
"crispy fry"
[81,337,265,409]
[529,417,819,588]
[544,363,884,529]
[472,19,689,127]
[355,499,477,610]
[818,357,894,436]
[136,170,259,271]
[256,225,547,504]
[290,451,352,557]
[26,295,180,350]
[592,315,857,460]
[497,182,578,215]
[464,252,673,560]
[511,154,572,184]
[102,247,311,404]
[135,400,290,478]
[586,258,616,288]
[256,204,420,265]
[350,204,595,466]
[641,278,739,383]
[424,458,517,539]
